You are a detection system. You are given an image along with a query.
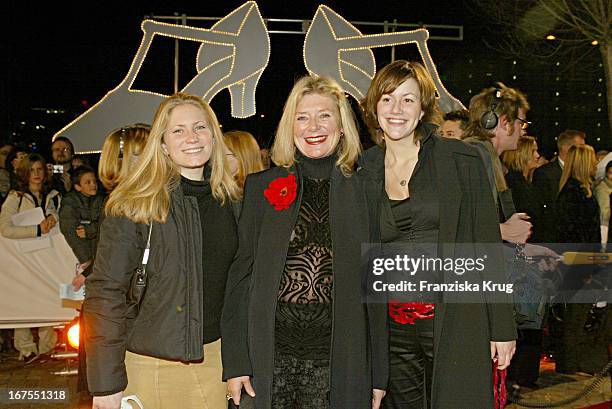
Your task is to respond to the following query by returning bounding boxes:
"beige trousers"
[14,327,57,358]
[125,339,226,409]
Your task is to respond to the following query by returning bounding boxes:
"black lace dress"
[272,153,335,409]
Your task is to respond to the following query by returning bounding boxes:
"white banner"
[0,226,79,328]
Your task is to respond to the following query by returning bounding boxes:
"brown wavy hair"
[16,153,49,194]
[360,60,443,146]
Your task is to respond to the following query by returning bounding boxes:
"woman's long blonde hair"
[502,136,537,182]
[99,124,150,191]
[105,93,240,223]
[559,144,596,198]
[224,130,264,189]
[271,75,361,176]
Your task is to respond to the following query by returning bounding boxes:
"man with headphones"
[463,84,561,393]
[463,83,533,244]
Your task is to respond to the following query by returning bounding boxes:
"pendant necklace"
[387,165,408,188]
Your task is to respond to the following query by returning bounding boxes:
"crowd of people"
[0,60,609,409]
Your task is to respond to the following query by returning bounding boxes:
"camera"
[52,164,64,174]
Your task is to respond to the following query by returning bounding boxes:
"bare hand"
[490,340,516,370]
[500,213,531,244]
[372,389,386,409]
[227,376,255,406]
[76,225,86,238]
[92,391,123,409]
[45,215,56,230]
[39,219,51,235]
[72,274,86,291]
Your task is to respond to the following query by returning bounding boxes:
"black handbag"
[126,223,153,318]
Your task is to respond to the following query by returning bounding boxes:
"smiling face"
[376,78,424,142]
[75,172,98,197]
[293,93,342,159]
[162,103,213,179]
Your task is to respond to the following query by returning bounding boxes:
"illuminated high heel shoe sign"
[54,1,270,153]
[55,2,464,153]
[304,5,465,113]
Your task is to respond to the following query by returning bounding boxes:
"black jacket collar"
[359,122,439,180]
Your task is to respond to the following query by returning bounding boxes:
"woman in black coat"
[501,136,546,387]
[554,144,608,374]
[502,136,543,243]
[222,75,388,409]
[359,60,516,409]
[555,144,600,245]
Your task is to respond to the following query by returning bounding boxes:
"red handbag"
[493,360,507,409]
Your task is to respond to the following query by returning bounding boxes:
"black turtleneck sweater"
[181,176,238,344]
[275,153,335,360]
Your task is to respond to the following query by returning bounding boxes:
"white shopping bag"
[121,395,144,409]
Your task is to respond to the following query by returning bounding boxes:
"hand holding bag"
[493,360,507,409]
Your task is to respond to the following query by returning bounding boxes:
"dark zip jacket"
[84,184,236,396]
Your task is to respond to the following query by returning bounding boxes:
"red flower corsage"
[388,301,435,325]
[264,173,297,211]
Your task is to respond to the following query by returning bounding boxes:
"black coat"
[359,131,516,409]
[533,158,563,243]
[555,178,600,245]
[221,163,389,409]
[84,185,237,396]
[505,170,543,243]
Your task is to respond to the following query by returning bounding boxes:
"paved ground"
[0,350,90,409]
[0,349,609,409]
[507,361,611,409]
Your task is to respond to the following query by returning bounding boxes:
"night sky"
[4,0,608,155]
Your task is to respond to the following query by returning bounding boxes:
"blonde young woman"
[502,136,543,243]
[84,93,240,409]
[223,75,388,409]
[73,123,150,394]
[72,124,151,291]
[223,130,265,191]
[554,144,609,375]
[555,144,599,245]
[99,124,150,191]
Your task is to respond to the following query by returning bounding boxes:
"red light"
[67,322,79,349]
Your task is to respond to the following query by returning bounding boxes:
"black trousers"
[271,352,330,409]
[507,329,542,386]
[383,318,434,409]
